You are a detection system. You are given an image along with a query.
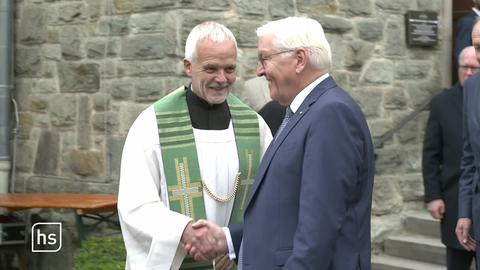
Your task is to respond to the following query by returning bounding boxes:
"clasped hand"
[181,219,229,262]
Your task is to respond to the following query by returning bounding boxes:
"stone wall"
[13,0,447,256]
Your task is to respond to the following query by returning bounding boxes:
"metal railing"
[374,91,440,149]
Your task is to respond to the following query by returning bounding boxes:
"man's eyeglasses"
[459,65,480,72]
[257,49,296,68]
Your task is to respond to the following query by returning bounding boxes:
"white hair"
[458,46,476,66]
[184,21,237,63]
[256,17,332,70]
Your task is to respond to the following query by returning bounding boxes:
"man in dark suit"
[457,18,480,269]
[184,17,375,270]
[454,0,480,62]
[423,46,479,270]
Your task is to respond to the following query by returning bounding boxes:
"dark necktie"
[274,106,293,141]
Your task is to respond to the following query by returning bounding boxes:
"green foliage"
[74,236,126,270]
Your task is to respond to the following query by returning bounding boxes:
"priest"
[117,21,272,270]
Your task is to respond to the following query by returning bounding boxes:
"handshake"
[181,220,232,269]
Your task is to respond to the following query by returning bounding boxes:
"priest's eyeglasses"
[257,49,296,68]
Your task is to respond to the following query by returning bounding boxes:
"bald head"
[472,18,480,62]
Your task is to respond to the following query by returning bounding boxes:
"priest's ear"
[184,58,193,78]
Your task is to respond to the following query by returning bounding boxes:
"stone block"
[269,0,294,19]
[345,40,374,68]
[375,146,405,175]
[398,173,424,201]
[117,59,181,77]
[179,0,230,11]
[135,79,166,102]
[59,62,100,93]
[18,113,33,140]
[384,19,407,57]
[403,145,422,172]
[42,44,62,61]
[47,28,60,43]
[384,87,408,110]
[314,15,353,34]
[14,79,33,111]
[30,95,49,112]
[375,0,417,12]
[113,0,133,14]
[405,80,441,108]
[16,140,36,173]
[350,89,382,118]
[60,26,83,60]
[41,61,58,79]
[372,175,403,215]
[297,0,338,15]
[69,149,105,177]
[34,131,60,175]
[97,16,129,36]
[417,0,441,12]
[106,136,125,181]
[92,112,119,132]
[100,59,118,78]
[330,71,349,90]
[338,0,373,15]
[130,12,176,34]
[121,34,173,59]
[86,38,119,59]
[77,96,92,149]
[356,18,383,41]
[31,79,58,94]
[235,0,266,16]
[326,34,346,69]
[371,214,403,250]
[360,59,394,84]
[108,79,134,101]
[395,118,417,144]
[58,2,87,24]
[86,0,102,20]
[49,95,76,127]
[19,5,47,45]
[163,77,191,93]
[395,60,431,80]
[93,94,110,111]
[135,0,176,11]
[15,47,41,77]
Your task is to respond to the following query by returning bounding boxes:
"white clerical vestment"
[118,105,272,270]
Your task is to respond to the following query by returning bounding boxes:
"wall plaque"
[405,11,438,47]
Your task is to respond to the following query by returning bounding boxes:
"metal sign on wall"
[405,11,438,47]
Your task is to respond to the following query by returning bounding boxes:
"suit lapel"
[243,77,338,211]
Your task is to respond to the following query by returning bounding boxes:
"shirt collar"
[289,73,330,113]
[473,7,480,16]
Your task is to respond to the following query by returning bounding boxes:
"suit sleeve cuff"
[222,227,236,260]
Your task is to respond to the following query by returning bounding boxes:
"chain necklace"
[201,173,241,203]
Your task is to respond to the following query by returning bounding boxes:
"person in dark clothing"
[423,46,480,270]
[258,100,285,135]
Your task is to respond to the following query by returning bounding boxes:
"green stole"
[154,86,260,270]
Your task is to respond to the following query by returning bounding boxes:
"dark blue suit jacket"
[459,73,480,244]
[454,11,478,62]
[422,83,464,249]
[230,76,375,269]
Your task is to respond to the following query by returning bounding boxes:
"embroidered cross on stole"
[154,86,261,269]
